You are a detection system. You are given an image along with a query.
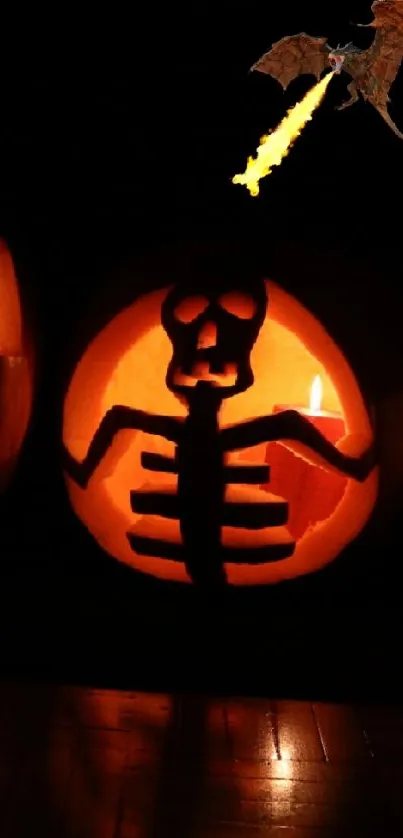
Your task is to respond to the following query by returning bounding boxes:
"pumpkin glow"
[63,281,377,586]
[267,373,348,541]
[232,71,335,196]
[0,240,34,491]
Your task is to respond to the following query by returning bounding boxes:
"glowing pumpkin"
[62,276,377,586]
[0,240,34,491]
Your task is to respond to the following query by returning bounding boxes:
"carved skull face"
[161,280,267,398]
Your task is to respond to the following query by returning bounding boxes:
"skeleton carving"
[63,279,376,589]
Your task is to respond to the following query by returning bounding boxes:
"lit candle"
[265,376,348,540]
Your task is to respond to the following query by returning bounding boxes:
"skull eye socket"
[173,295,209,323]
[219,291,256,319]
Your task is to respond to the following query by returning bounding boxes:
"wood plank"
[232,775,352,805]
[274,700,325,761]
[226,699,277,761]
[173,696,231,763]
[126,692,173,768]
[4,728,72,838]
[120,770,395,837]
[0,681,66,732]
[179,828,354,838]
[0,762,22,836]
[358,705,403,760]
[120,767,241,838]
[61,729,128,838]
[53,688,141,731]
[121,696,238,838]
[239,790,395,832]
[231,757,377,782]
[119,770,177,837]
[120,816,335,838]
[313,703,372,762]
[1,686,402,838]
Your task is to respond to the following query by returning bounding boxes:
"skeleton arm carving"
[63,404,183,489]
[221,409,376,481]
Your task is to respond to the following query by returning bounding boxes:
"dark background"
[0,1,402,699]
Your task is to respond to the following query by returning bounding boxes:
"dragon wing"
[250,33,330,90]
[361,0,403,94]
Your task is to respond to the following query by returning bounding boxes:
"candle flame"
[310,375,322,413]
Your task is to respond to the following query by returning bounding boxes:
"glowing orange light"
[0,240,34,490]
[63,281,378,586]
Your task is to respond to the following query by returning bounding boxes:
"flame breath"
[232,71,335,197]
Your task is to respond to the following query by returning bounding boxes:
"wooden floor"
[1,683,403,836]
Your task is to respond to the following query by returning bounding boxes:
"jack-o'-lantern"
[62,275,377,586]
[0,240,34,492]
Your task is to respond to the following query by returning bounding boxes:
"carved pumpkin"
[62,278,377,586]
[0,240,34,492]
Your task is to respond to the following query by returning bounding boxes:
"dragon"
[250,0,403,139]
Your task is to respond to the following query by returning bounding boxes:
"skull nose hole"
[197,321,217,348]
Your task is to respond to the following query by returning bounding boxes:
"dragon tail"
[376,105,403,140]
